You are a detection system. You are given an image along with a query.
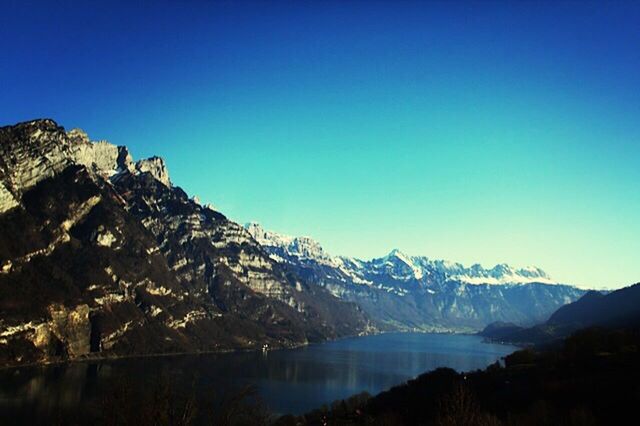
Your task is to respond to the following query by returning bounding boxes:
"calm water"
[0,333,516,423]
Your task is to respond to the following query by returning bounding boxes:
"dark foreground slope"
[280,327,640,425]
[0,119,371,366]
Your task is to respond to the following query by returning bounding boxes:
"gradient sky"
[1,1,639,289]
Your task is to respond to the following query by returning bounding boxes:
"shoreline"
[0,328,377,372]
[0,328,520,372]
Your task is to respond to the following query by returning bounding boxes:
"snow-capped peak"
[439,261,554,285]
[380,249,424,280]
[244,222,558,286]
[366,249,555,285]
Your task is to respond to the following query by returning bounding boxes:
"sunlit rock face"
[245,224,587,332]
[135,156,170,187]
[67,128,133,176]
[0,119,371,367]
[47,304,92,358]
[0,120,74,204]
[0,182,18,213]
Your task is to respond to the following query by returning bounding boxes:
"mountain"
[482,283,640,344]
[0,119,371,366]
[476,321,524,341]
[246,223,554,286]
[245,223,586,332]
[0,118,591,367]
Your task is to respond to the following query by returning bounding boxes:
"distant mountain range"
[0,119,586,366]
[246,223,556,286]
[246,223,585,332]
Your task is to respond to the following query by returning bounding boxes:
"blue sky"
[1,1,639,288]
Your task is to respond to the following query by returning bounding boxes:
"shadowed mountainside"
[480,283,640,345]
[0,119,371,366]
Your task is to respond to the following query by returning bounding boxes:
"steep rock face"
[0,119,371,366]
[111,172,294,302]
[0,120,74,210]
[135,156,171,186]
[0,185,18,214]
[68,128,134,176]
[110,167,371,339]
[245,223,586,332]
[47,304,91,358]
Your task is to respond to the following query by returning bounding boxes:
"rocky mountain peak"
[384,249,418,269]
[517,266,551,280]
[68,128,135,177]
[135,156,171,187]
[387,248,407,259]
[0,119,172,214]
[289,236,327,259]
[246,222,559,287]
[490,263,514,276]
[245,222,267,238]
[66,128,90,143]
[19,118,62,134]
[244,223,337,266]
[0,119,75,212]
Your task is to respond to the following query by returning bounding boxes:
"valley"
[0,119,586,367]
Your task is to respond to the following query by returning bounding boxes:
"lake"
[0,332,517,423]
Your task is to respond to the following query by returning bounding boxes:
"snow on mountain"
[244,222,582,332]
[244,223,558,286]
[245,222,338,266]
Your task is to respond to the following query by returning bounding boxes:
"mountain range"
[245,223,585,332]
[0,119,585,366]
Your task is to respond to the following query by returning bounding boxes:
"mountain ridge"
[0,119,372,366]
[244,222,585,332]
[0,118,586,367]
[245,222,557,286]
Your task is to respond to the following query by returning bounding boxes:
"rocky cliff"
[0,119,371,366]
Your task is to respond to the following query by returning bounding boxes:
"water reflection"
[0,333,516,422]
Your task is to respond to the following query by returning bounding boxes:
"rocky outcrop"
[48,304,91,357]
[135,156,170,186]
[0,120,132,212]
[0,119,74,204]
[68,128,134,176]
[0,303,90,362]
[0,182,18,213]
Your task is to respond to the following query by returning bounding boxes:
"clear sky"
[1,1,639,289]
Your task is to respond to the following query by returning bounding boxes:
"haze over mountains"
[480,282,640,345]
[246,223,584,332]
[246,222,556,286]
[0,119,585,366]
